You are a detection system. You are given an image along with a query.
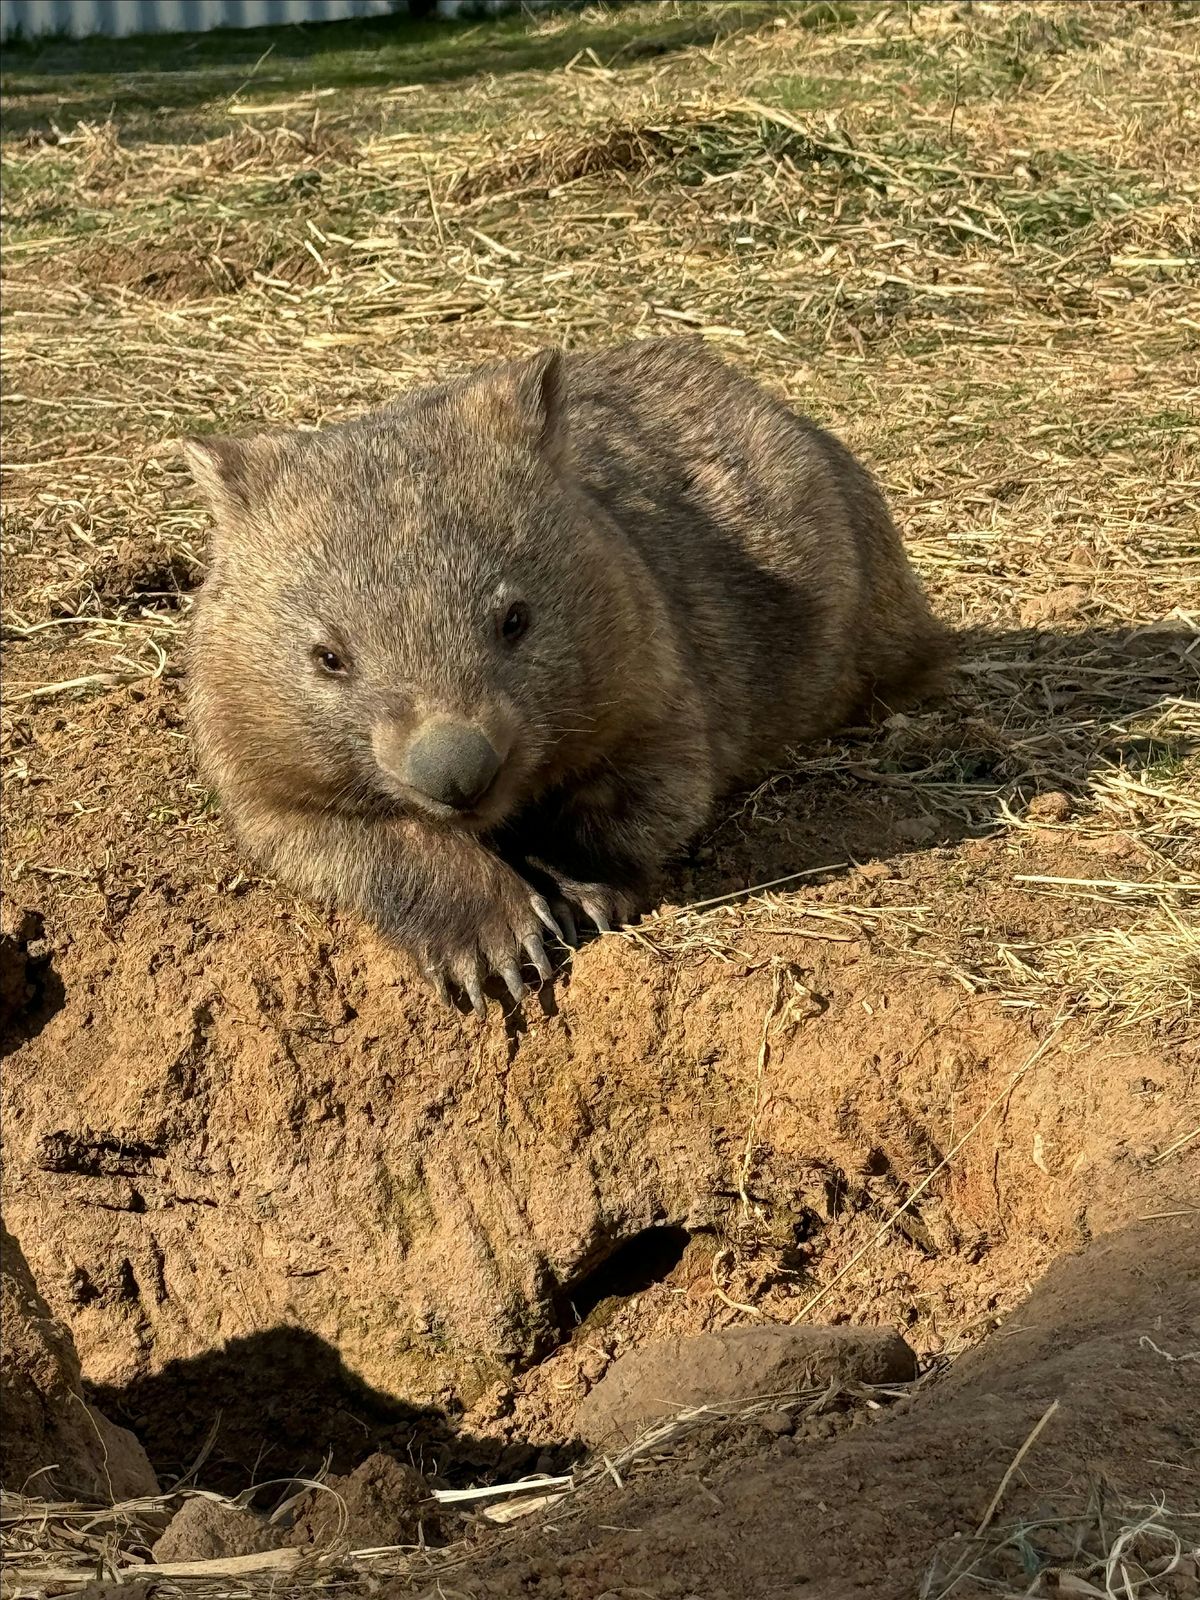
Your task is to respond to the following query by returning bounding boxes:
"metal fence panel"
[0,0,398,40]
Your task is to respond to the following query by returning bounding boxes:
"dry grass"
[2,8,1197,1590]
[3,3,1196,1005]
[12,1376,1191,1600]
[923,1486,1200,1599]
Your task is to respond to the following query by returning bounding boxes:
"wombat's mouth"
[378,766,521,833]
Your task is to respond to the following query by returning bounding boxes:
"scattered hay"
[449,102,828,202]
[990,911,1200,1029]
[2,0,1198,1026]
[73,227,329,302]
[923,1487,1200,1599]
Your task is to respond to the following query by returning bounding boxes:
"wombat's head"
[185,351,631,832]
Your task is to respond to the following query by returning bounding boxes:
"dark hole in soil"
[554,1224,691,1333]
[0,915,66,1059]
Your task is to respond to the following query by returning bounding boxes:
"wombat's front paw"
[420,867,562,1019]
[533,871,639,948]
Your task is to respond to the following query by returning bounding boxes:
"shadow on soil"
[89,1323,581,1496]
[0,915,66,1061]
[665,620,1197,911]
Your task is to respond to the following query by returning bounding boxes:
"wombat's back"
[559,339,951,784]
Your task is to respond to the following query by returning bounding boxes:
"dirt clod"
[756,1409,794,1437]
[152,1498,281,1563]
[574,1324,917,1450]
[286,1452,456,1550]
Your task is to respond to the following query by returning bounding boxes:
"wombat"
[185,338,952,1013]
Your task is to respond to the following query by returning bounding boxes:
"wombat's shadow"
[91,1324,579,1498]
[634,620,1196,930]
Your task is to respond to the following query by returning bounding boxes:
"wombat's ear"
[181,434,281,519]
[506,348,566,465]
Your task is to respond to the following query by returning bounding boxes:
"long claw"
[552,900,578,949]
[425,965,452,1008]
[522,933,553,982]
[500,962,526,1003]
[530,893,565,942]
[582,902,612,935]
[465,978,487,1018]
[456,959,487,1018]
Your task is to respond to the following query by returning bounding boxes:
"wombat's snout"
[402,722,501,811]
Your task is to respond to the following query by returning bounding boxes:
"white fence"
[1,0,402,40]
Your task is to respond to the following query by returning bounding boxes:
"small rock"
[575,1324,917,1451]
[757,1409,794,1438]
[578,1348,610,1384]
[1027,790,1072,824]
[855,861,892,882]
[287,1451,454,1549]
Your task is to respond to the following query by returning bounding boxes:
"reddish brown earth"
[0,1222,159,1503]
[1,684,1194,1503]
[1,5,1197,1593]
[409,1216,1200,1600]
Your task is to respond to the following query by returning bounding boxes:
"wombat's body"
[186,338,952,1010]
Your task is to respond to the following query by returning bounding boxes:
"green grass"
[1,0,1197,1064]
[0,3,792,138]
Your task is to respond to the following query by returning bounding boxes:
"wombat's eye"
[313,646,349,677]
[500,602,530,645]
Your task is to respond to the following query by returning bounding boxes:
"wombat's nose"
[403,723,501,811]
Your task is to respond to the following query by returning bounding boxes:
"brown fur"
[185,338,954,1010]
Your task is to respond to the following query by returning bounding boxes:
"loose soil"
[2,4,1197,1597]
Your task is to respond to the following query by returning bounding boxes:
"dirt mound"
[1,784,1193,1492]
[152,1498,281,1563]
[0,1222,159,1502]
[286,1452,457,1550]
[430,1217,1200,1599]
[148,1459,457,1561]
[75,228,326,302]
[4,867,1191,1496]
[450,107,825,203]
[2,1,1197,1592]
[575,1323,917,1449]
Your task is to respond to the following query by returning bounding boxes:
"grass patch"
[2,0,1198,1035]
[0,3,791,137]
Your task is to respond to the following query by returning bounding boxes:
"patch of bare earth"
[2,4,1197,1598]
